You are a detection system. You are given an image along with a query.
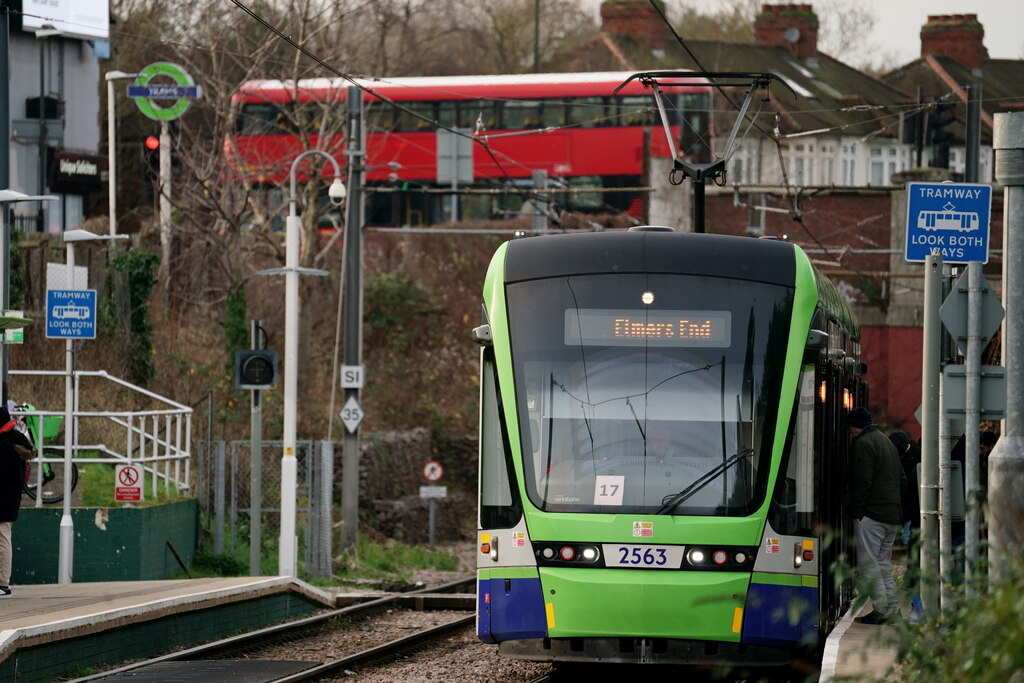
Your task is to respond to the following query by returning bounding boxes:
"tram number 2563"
[603,544,684,569]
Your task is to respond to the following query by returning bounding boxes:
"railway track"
[74,577,475,682]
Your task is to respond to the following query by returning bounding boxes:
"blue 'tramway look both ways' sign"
[46,289,97,339]
[905,181,992,263]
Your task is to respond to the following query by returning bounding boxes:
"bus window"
[437,101,457,129]
[503,100,542,129]
[680,93,713,162]
[367,101,395,132]
[541,98,566,127]
[566,97,605,128]
[396,101,436,131]
[238,103,290,134]
[294,101,335,134]
[616,96,656,126]
[459,100,498,130]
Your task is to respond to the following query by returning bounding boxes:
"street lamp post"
[105,71,139,237]
[0,190,56,404]
[277,151,344,577]
[58,229,127,584]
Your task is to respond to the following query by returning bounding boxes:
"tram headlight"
[541,547,555,560]
[687,549,706,565]
[580,546,599,562]
[734,551,748,565]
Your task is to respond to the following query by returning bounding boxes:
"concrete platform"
[820,604,903,682]
[0,577,335,681]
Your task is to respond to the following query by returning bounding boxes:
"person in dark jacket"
[848,407,906,624]
[1,405,34,597]
[889,430,920,546]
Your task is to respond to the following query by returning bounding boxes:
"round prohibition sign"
[134,62,199,121]
[422,460,444,482]
[118,466,140,487]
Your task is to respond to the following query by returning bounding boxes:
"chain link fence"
[196,439,333,579]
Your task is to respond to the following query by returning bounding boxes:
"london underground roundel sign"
[132,62,202,121]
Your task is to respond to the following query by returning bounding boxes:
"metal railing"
[9,369,193,502]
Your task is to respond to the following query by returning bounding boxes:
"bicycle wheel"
[22,448,79,504]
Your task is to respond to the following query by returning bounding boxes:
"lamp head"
[328,178,346,206]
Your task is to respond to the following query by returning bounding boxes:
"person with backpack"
[1,405,34,597]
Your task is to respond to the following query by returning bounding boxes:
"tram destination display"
[565,309,731,347]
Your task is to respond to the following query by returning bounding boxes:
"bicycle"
[14,403,79,504]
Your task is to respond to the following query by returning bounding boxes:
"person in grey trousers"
[847,406,906,624]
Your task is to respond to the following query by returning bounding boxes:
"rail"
[9,369,193,502]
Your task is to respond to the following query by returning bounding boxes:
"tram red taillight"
[712,550,729,566]
[559,546,577,561]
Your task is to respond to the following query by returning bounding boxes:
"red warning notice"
[115,464,144,502]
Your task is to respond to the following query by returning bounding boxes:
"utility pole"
[989,112,1024,583]
[249,319,263,576]
[965,83,982,183]
[920,253,942,616]
[341,86,365,554]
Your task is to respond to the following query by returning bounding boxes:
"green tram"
[473,227,867,669]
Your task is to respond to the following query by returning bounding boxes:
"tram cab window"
[505,273,792,516]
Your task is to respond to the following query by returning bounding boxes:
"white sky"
[582,1,1024,66]
[854,0,1024,63]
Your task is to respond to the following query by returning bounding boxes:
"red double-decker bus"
[225,71,712,226]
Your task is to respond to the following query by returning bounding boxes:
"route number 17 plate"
[602,544,684,569]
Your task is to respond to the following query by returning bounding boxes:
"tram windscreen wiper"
[656,448,755,515]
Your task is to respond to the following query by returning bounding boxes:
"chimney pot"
[754,3,819,59]
[921,13,988,69]
[599,0,668,51]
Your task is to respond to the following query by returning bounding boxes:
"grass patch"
[335,532,460,581]
[79,455,188,507]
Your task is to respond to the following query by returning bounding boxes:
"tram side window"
[480,351,521,529]
[769,366,816,535]
[396,101,437,131]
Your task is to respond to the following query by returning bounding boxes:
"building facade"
[2,1,108,233]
